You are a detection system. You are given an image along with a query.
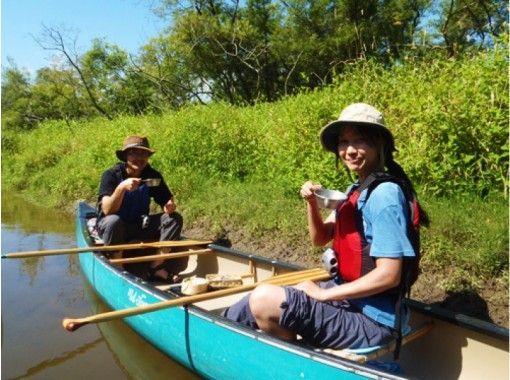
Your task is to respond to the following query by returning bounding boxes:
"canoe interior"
[160,249,298,312]
[77,203,509,380]
[153,248,510,379]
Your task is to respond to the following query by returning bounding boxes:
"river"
[1,195,200,379]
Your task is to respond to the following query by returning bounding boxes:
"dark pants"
[223,280,393,349]
[97,212,187,275]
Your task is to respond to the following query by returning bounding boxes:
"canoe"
[75,202,509,379]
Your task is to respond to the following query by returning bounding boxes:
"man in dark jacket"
[97,135,185,282]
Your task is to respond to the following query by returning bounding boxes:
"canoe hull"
[75,202,508,380]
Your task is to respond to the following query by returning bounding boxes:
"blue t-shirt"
[335,181,414,329]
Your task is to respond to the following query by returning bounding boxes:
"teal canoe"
[76,202,509,379]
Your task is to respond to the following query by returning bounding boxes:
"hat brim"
[116,146,155,162]
[319,120,395,154]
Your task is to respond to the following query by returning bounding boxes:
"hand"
[121,178,141,192]
[164,199,176,214]
[300,181,322,202]
[294,280,323,301]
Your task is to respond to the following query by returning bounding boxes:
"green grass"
[2,48,508,294]
[419,194,509,291]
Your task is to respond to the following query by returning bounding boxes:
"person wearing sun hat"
[115,135,155,161]
[319,103,395,155]
[223,103,429,358]
[96,135,186,283]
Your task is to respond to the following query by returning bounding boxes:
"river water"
[1,195,200,380]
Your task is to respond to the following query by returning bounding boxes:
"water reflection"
[1,193,76,286]
[9,338,104,380]
[1,192,75,234]
[2,195,200,379]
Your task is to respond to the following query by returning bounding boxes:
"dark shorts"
[223,280,393,349]
[280,284,393,349]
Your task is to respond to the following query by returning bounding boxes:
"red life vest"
[332,173,421,290]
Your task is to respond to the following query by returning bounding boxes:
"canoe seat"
[316,321,433,363]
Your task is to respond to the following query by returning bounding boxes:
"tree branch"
[32,25,112,119]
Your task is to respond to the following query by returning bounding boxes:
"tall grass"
[2,48,508,291]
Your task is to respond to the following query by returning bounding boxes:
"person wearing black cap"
[223,103,428,356]
[96,135,186,283]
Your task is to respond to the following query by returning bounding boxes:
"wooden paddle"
[1,239,213,259]
[62,268,330,332]
[109,248,214,265]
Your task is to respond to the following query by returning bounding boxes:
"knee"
[98,215,126,245]
[171,212,183,227]
[99,215,124,233]
[249,284,280,319]
[160,212,183,240]
[161,212,183,228]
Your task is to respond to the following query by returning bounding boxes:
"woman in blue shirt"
[224,103,427,350]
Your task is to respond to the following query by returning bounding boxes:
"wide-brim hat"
[116,135,155,161]
[320,103,395,154]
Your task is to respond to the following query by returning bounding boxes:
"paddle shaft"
[2,240,212,259]
[63,268,330,332]
[109,248,213,265]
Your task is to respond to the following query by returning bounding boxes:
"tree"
[5,1,506,127]
[1,64,37,130]
[148,0,432,103]
[79,39,131,115]
[136,34,209,108]
[30,67,92,123]
[33,25,113,119]
[435,0,508,56]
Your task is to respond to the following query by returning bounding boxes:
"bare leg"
[249,284,296,341]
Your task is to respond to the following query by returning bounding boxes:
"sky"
[1,0,168,75]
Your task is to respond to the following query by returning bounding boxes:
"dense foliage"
[2,0,507,130]
[2,47,508,291]
[3,47,507,198]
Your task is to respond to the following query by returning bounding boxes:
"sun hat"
[319,103,395,154]
[116,135,155,161]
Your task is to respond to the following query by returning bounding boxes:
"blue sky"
[1,0,168,75]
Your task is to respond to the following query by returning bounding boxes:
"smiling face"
[337,126,383,180]
[125,148,150,176]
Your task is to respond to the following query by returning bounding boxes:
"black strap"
[393,293,403,360]
[356,172,413,360]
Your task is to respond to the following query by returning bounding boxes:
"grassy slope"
[2,49,508,325]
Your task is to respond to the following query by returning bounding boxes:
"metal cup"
[314,189,347,209]
[142,178,161,187]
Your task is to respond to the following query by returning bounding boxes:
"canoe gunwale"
[404,298,508,340]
